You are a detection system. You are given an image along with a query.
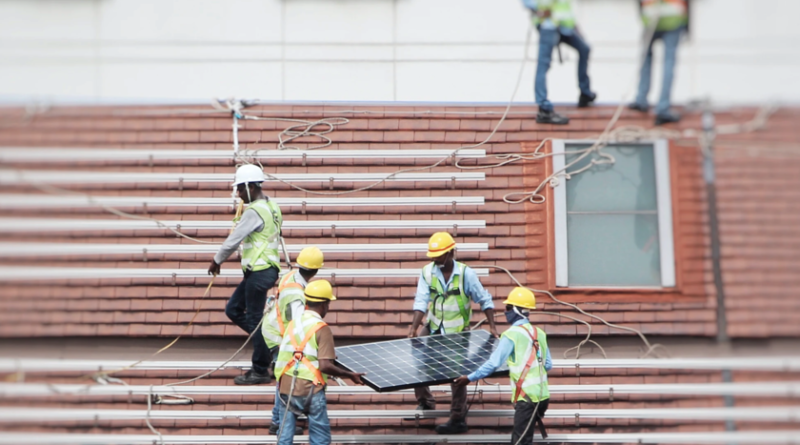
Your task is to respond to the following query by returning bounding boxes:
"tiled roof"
[0,103,798,339]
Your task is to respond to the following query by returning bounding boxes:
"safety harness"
[275,277,304,336]
[515,326,548,439]
[280,320,327,388]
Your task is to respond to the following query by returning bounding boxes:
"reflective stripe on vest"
[503,324,550,403]
[641,0,688,31]
[531,0,576,30]
[274,311,328,387]
[424,261,471,334]
[262,272,305,348]
[240,200,282,272]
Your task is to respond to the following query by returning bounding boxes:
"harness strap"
[281,320,327,386]
[276,279,304,336]
[513,325,540,403]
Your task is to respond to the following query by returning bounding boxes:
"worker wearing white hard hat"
[208,164,283,386]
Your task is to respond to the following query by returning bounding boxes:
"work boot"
[434,419,469,434]
[628,102,649,113]
[404,403,435,421]
[577,92,597,108]
[536,110,570,125]
[233,369,271,385]
[654,111,681,126]
[268,423,303,435]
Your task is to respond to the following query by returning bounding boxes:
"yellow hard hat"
[426,232,456,258]
[296,246,324,270]
[503,287,536,310]
[304,279,336,302]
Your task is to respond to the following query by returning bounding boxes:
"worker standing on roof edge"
[208,164,283,386]
[522,0,597,125]
[407,232,499,435]
[274,279,366,445]
[454,287,553,444]
[629,0,689,125]
[263,246,325,435]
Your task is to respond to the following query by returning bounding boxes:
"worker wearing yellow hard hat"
[407,232,499,435]
[273,279,365,445]
[208,164,283,386]
[263,246,325,435]
[454,287,553,443]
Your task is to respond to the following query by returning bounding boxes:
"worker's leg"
[535,28,559,112]
[243,267,279,375]
[655,28,682,116]
[224,278,248,331]
[510,400,536,445]
[277,393,297,445]
[306,390,332,445]
[449,380,468,422]
[271,348,281,426]
[633,32,659,108]
[413,326,437,409]
[559,31,593,97]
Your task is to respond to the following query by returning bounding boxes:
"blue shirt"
[520,0,575,35]
[467,319,553,381]
[412,261,494,313]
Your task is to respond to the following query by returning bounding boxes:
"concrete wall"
[0,0,797,105]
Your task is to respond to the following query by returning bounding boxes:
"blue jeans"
[635,28,682,116]
[270,347,281,426]
[278,390,331,445]
[225,266,278,375]
[536,28,593,112]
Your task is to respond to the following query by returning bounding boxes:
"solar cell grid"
[334,330,508,392]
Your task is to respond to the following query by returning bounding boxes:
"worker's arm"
[544,347,553,372]
[318,359,366,385]
[521,0,537,10]
[453,336,514,386]
[288,299,306,340]
[464,267,499,337]
[315,326,365,385]
[408,272,431,338]
[207,209,264,275]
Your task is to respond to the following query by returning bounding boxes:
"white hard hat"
[233,164,264,188]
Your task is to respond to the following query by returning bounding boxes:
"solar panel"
[334,330,509,392]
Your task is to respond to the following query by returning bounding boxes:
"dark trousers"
[225,266,279,375]
[511,398,549,445]
[413,327,468,421]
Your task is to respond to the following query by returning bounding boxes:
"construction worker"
[629,0,689,125]
[453,287,553,444]
[263,246,325,435]
[274,279,365,445]
[522,0,597,125]
[207,164,282,386]
[407,232,499,434]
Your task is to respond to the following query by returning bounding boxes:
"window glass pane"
[565,145,658,212]
[567,214,662,287]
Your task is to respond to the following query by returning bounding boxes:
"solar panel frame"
[334,330,509,393]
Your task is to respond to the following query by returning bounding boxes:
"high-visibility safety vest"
[423,261,471,334]
[274,311,328,387]
[239,199,282,272]
[531,0,576,30]
[262,272,306,349]
[641,0,688,32]
[503,323,550,403]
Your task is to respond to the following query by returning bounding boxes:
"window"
[552,140,675,288]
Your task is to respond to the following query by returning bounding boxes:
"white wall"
[0,0,798,105]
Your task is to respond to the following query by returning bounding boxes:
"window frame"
[552,139,676,289]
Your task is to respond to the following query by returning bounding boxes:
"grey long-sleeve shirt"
[213,209,264,265]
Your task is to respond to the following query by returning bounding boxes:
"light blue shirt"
[467,319,553,381]
[521,0,575,35]
[412,261,494,313]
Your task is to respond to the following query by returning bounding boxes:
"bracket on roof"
[574,413,580,427]
[453,224,458,237]
[575,363,581,377]
[142,202,148,215]
[171,272,177,286]
[451,201,457,214]
[609,387,614,402]
[414,412,420,428]
[331,224,336,238]
[148,154,154,168]
[329,177,335,191]
[330,272,336,286]
[302,153,307,167]
[178,177,184,192]
[301,201,307,215]
[451,176,456,190]
[175,224,181,237]
[142,248,148,263]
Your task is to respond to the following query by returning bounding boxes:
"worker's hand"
[490,327,500,339]
[349,372,366,386]
[407,326,417,339]
[538,9,552,18]
[207,260,220,276]
[453,376,471,387]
